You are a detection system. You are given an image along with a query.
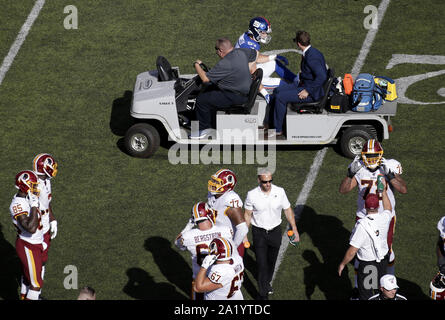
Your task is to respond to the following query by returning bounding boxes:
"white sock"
[26,289,40,300]
[260,88,268,97]
[20,277,28,296]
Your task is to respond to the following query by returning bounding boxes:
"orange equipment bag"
[343,73,354,95]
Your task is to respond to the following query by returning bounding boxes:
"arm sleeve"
[233,222,248,247]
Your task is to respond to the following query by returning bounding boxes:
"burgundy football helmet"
[33,153,58,178]
[208,169,237,195]
[191,202,216,225]
[361,139,384,170]
[209,237,233,261]
[15,170,40,195]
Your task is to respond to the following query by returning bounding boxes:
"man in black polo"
[191,37,258,138]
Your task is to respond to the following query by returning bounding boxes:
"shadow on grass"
[239,247,259,299]
[110,90,135,137]
[0,223,21,300]
[123,236,190,300]
[297,206,431,300]
[123,267,186,300]
[297,205,353,300]
[396,277,430,300]
[144,236,191,299]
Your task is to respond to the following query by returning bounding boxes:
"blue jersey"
[235,32,260,51]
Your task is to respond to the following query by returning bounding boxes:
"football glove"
[50,220,58,239]
[263,93,271,104]
[347,156,363,178]
[201,254,218,269]
[276,55,289,65]
[27,191,39,208]
[381,158,396,180]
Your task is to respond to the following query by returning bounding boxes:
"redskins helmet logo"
[33,153,58,178]
[191,202,216,225]
[208,169,237,195]
[209,237,233,261]
[15,170,40,195]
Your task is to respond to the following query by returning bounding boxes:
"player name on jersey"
[194,232,222,244]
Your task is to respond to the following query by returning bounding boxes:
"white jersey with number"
[207,191,243,233]
[350,209,394,261]
[177,224,233,278]
[37,177,52,233]
[353,159,402,219]
[9,195,44,244]
[204,252,244,300]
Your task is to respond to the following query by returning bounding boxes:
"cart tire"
[340,126,376,159]
[124,123,160,158]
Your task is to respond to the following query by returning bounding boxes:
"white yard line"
[0,0,46,86]
[271,147,328,283]
[270,0,392,286]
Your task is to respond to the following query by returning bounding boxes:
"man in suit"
[268,31,327,138]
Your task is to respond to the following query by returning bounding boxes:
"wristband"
[347,168,355,179]
[386,171,396,181]
[269,54,277,61]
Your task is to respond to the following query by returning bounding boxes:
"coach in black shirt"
[191,37,257,138]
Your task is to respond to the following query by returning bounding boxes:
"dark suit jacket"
[299,46,328,101]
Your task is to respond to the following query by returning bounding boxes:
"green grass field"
[1,0,444,302]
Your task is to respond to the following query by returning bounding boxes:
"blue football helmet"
[248,17,272,44]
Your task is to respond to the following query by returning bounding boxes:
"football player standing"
[32,153,59,288]
[206,169,249,257]
[194,237,245,300]
[174,202,233,300]
[430,216,445,300]
[339,139,407,297]
[235,17,297,102]
[10,171,45,300]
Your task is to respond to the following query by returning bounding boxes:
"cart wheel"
[340,126,376,159]
[124,123,160,158]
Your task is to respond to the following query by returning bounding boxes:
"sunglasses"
[260,179,273,184]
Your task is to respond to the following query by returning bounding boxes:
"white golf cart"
[124,56,397,158]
